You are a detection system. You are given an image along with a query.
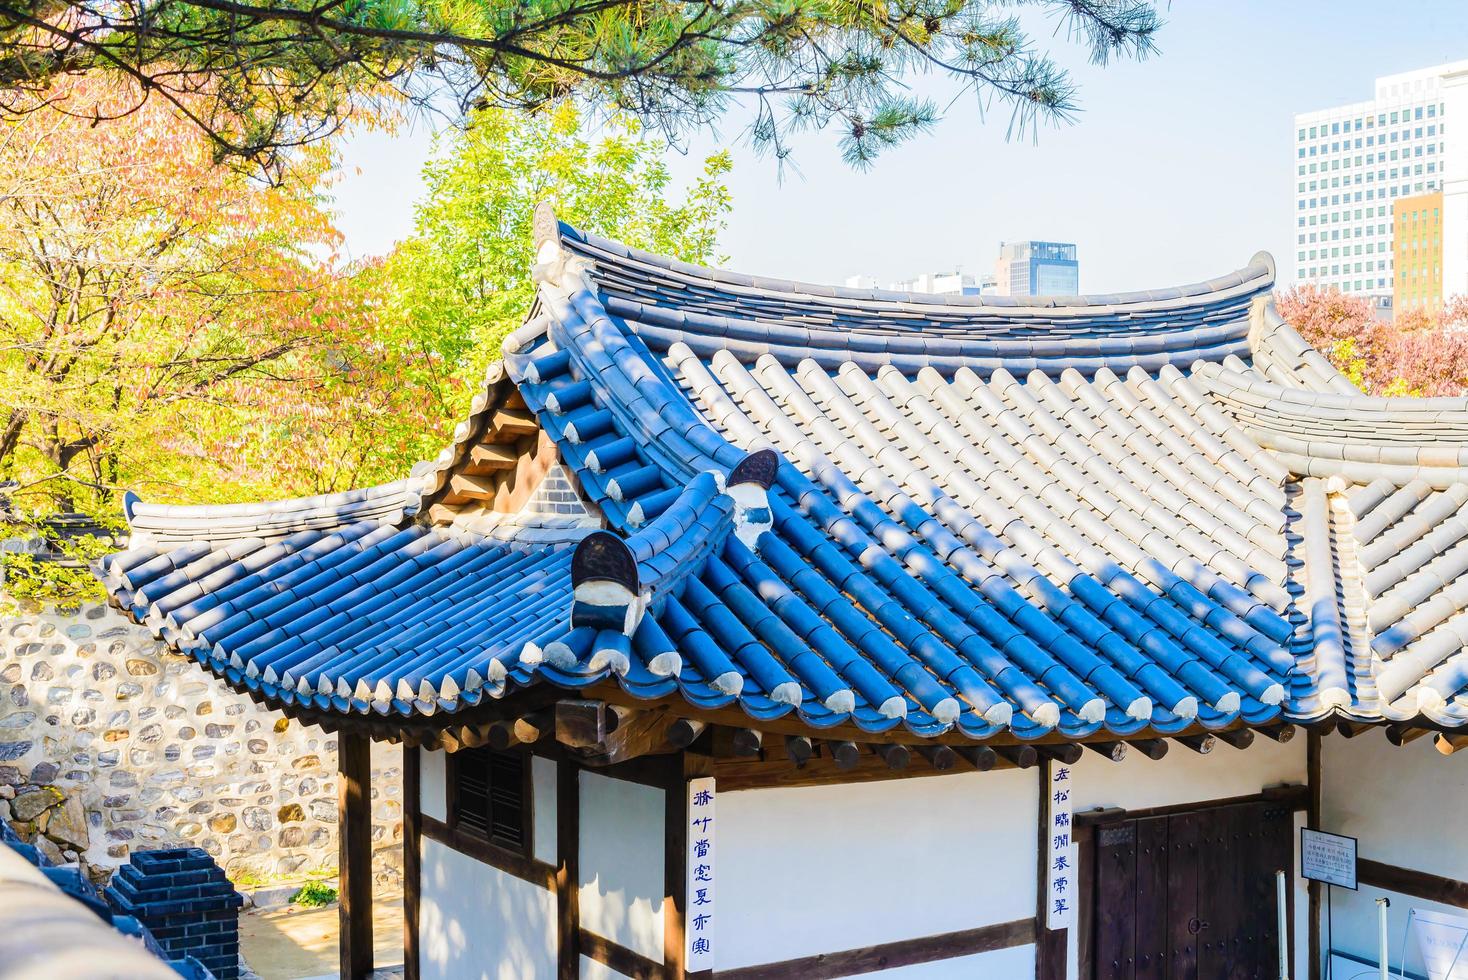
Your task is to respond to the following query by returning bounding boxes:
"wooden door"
[1086,800,1293,980]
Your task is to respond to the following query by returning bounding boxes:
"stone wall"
[0,603,403,886]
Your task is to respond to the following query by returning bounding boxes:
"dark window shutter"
[452,748,527,852]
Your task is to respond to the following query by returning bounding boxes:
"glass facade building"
[994,241,1080,297]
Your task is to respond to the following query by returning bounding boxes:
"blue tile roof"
[95,209,1468,742]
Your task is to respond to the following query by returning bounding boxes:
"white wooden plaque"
[686,777,716,970]
[1045,761,1076,928]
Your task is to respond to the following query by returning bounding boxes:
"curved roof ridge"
[1195,360,1468,487]
[124,478,424,546]
[560,221,1276,313]
[1247,298,1361,395]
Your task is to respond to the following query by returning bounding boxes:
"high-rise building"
[1393,191,1444,313]
[1292,60,1468,308]
[992,241,1079,296]
[842,270,995,296]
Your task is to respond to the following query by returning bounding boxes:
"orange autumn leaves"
[0,77,439,521]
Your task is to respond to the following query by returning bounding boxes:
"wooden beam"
[556,700,616,749]
[402,747,420,980]
[447,472,499,501]
[874,742,910,770]
[731,729,763,758]
[338,731,374,980]
[514,710,553,745]
[1335,720,1375,738]
[917,744,958,771]
[955,745,997,771]
[557,761,580,980]
[1214,728,1255,750]
[665,758,690,980]
[580,930,665,980]
[465,442,520,472]
[1359,857,1468,909]
[485,720,521,751]
[1435,732,1468,755]
[457,724,489,749]
[714,917,1036,980]
[1084,741,1128,763]
[577,711,680,767]
[1175,733,1216,755]
[1386,722,1430,746]
[784,735,814,765]
[1036,743,1083,765]
[667,719,707,750]
[487,408,540,438]
[994,744,1037,769]
[826,740,861,770]
[1130,737,1169,760]
[1259,724,1296,743]
[1073,786,1310,826]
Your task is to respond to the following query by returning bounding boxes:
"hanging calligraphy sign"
[1045,761,1075,929]
[686,777,716,970]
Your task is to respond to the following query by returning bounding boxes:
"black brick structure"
[106,847,244,979]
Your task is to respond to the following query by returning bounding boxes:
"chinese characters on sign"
[686,777,716,971]
[1046,762,1075,929]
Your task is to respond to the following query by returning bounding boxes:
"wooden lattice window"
[449,747,530,854]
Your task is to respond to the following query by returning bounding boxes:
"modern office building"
[843,270,995,296]
[992,241,1079,296]
[1292,60,1468,308]
[1393,191,1444,313]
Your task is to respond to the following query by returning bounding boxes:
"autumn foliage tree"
[0,77,425,533]
[0,87,736,603]
[1277,285,1468,397]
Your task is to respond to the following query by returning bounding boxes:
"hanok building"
[97,206,1468,980]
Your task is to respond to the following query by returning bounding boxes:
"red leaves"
[1278,285,1468,397]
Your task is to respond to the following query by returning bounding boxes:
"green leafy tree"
[0,0,1161,169]
[378,102,733,429]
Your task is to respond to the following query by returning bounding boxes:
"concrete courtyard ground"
[239,887,404,980]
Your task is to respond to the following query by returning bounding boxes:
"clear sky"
[329,1,1468,293]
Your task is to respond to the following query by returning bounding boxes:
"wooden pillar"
[664,756,690,980]
[338,731,374,980]
[556,760,580,980]
[402,745,421,980]
[1307,730,1323,980]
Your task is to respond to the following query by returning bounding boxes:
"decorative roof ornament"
[532,202,593,302]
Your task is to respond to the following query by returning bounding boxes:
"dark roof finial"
[729,448,780,490]
[570,530,639,593]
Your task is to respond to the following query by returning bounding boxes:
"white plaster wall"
[419,837,556,980]
[1067,734,1306,814]
[578,772,664,962]
[717,767,1037,971]
[1321,733,1468,970]
[421,747,447,823]
[579,956,635,980]
[1065,737,1311,980]
[533,756,557,866]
